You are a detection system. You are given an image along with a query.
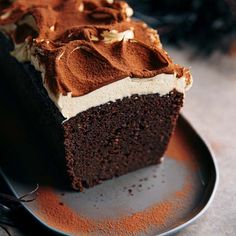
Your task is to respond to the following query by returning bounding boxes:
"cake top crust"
[0,0,191,97]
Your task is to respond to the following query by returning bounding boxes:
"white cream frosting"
[53,74,190,120]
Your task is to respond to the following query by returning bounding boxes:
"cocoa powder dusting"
[37,188,95,234]
[99,201,173,235]
[166,124,199,171]
[0,0,191,97]
[36,179,193,236]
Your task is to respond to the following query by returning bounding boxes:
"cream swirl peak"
[0,0,192,98]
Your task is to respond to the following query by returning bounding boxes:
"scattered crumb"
[49,25,55,31]
[78,3,84,12]
[106,0,114,4]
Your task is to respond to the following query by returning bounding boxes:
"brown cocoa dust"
[36,179,193,236]
[166,125,199,170]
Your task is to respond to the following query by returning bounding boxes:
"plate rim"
[0,115,219,236]
[159,115,219,235]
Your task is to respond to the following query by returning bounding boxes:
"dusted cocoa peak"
[0,0,190,97]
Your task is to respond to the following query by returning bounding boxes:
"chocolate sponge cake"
[0,0,192,190]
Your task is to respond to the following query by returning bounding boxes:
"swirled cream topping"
[0,0,192,119]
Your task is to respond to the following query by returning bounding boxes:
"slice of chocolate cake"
[0,0,192,190]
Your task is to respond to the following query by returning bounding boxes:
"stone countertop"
[169,48,236,236]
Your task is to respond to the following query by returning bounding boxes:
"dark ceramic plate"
[0,116,218,236]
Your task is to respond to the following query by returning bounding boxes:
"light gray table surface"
[169,48,236,236]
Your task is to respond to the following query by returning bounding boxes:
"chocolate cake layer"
[0,34,70,187]
[64,92,183,190]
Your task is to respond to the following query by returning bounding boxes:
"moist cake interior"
[64,92,183,190]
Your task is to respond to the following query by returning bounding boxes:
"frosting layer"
[54,74,191,120]
[0,0,192,99]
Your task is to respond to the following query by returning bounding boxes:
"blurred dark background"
[127,0,236,55]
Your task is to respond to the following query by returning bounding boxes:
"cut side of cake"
[0,0,192,190]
